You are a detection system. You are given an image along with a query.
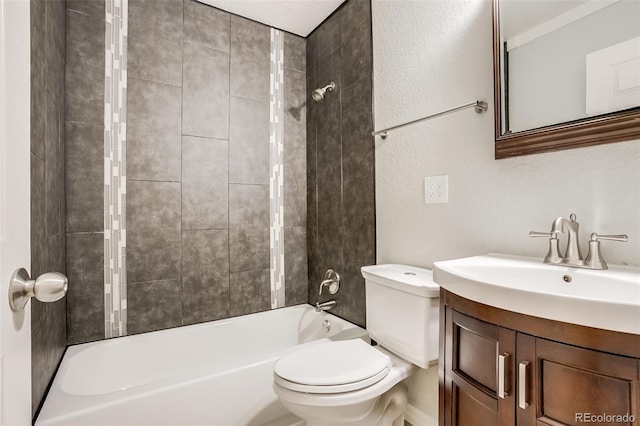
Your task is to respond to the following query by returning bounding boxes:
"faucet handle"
[529,231,562,264]
[590,233,628,242]
[318,269,340,296]
[529,231,553,238]
[584,233,628,270]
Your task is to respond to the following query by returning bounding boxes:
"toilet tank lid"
[361,264,439,298]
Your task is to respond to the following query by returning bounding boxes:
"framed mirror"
[493,0,640,159]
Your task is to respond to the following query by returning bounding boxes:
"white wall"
[372,0,640,420]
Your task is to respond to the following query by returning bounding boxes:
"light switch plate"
[424,175,448,203]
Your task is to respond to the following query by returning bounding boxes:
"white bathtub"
[36,305,367,426]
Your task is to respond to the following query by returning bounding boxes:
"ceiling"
[197,0,346,37]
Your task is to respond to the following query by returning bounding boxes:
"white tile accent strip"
[269,28,285,309]
[104,0,128,338]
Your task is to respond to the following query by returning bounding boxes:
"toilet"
[273,264,439,426]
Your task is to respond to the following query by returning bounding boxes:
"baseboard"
[405,403,438,426]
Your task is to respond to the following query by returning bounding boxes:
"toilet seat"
[274,339,391,394]
[274,368,390,393]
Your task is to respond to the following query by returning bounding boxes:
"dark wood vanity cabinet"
[440,289,640,426]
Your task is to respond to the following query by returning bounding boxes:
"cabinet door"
[443,308,516,425]
[517,336,639,426]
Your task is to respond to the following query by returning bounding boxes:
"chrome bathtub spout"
[315,300,336,312]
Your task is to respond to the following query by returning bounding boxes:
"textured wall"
[371,0,640,419]
[65,0,307,342]
[65,0,106,345]
[306,0,374,327]
[372,0,640,270]
[30,0,67,416]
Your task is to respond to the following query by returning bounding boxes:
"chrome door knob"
[8,268,68,312]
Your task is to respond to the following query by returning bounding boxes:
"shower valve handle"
[318,269,340,296]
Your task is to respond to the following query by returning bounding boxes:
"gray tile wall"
[63,0,307,341]
[306,0,374,327]
[31,0,67,416]
[284,32,309,305]
[65,0,106,345]
[124,0,307,334]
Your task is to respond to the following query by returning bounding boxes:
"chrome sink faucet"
[550,213,582,263]
[530,213,628,270]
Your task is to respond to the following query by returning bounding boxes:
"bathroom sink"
[433,254,640,335]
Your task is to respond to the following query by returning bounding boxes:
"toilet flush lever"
[8,268,68,312]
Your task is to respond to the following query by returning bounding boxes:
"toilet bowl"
[274,340,416,426]
[273,264,439,426]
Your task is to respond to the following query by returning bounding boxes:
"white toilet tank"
[361,264,439,368]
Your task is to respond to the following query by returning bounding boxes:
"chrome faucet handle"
[529,231,563,264]
[318,269,340,296]
[529,231,552,238]
[584,233,628,270]
[590,233,628,242]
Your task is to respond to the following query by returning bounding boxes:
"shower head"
[312,82,336,103]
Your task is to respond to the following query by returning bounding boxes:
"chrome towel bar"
[372,100,488,139]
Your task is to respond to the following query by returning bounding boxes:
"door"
[443,308,516,425]
[518,336,639,426]
[0,0,32,424]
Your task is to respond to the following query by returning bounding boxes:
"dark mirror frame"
[492,0,640,159]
